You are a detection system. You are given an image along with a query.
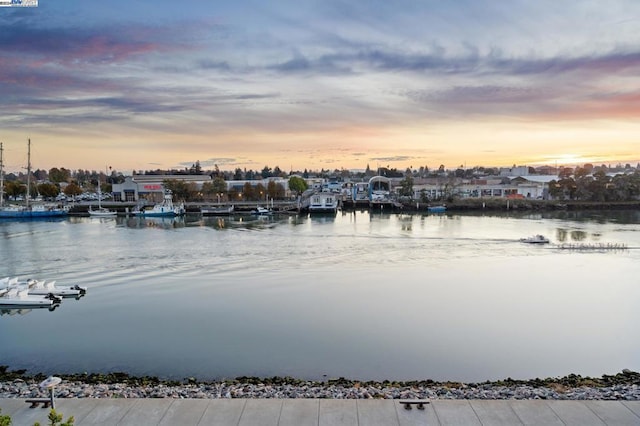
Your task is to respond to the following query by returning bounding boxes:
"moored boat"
[133,192,185,217]
[0,139,67,219]
[427,205,447,213]
[201,205,234,216]
[0,277,87,298]
[88,207,117,217]
[251,206,272,215]
[0,286,62,308]
[25,279,87,298]
[309,192,339,214]
[89,183,117,217]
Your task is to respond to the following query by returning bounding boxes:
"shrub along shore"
[1,367,638,400]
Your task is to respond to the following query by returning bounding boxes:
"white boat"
[520,234,550,244]
[0,277,86,298]
[89,183,117,217]
[251,206,272,215]
[133,192,185,217]
[0,286,62,308]
[201,205,234,216]
[25,279,87,298]
[89,207,117,217]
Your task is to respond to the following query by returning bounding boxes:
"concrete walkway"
[2,398,639,425]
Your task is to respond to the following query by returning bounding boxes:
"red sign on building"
[142,184,163,190]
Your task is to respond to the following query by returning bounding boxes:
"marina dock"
[2,398,639,425]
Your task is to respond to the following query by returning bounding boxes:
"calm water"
[1,210,639,383]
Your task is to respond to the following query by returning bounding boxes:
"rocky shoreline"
[1,368,639,401]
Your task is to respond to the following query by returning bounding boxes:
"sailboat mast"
[26,138,31,208]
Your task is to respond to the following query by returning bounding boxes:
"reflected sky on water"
[1,210,638,382]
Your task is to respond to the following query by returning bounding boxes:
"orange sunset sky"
[1,1,639,174]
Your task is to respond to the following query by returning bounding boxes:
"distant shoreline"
[406,199,640,212]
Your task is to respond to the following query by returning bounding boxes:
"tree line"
[548,168,640,202]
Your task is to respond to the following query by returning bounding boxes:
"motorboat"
[520,234,550,244]
[0,286,62,308]
[251,206,272,215]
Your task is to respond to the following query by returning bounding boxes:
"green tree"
[211,177,227,196]
[48,167,71,183]
[162,179,190,201]
[288,176,308,196]
[64,182,83,198]
[267,180,278,200]
[274,183,285,199]
[4,180,25,200]
[419,189,429,203]
[242,182,255,200]
[548,180,563,199]
[398,175,414,197]
[255,183,266,201]
[261,166,272,178]
[37,183,60,199]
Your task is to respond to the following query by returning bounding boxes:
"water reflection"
[121,216,186,229]
[1,209,639,381]
[0,305,60,316]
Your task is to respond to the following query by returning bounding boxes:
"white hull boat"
[26,279,87,298]
[133,192,185,217]
[0,286,62,308]
[201,205,234,216]
[0,277,87,298]
[251,206,272,215]
[89,207,117,217]
[520,234,550,244]
[89,182,117,217]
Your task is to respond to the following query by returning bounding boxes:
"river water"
[1,210,639,383]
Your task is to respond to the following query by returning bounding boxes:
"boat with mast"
[0,139,68,218]
[89,172,117,217]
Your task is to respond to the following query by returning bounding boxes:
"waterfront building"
[111,175,212,202]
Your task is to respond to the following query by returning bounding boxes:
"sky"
[1,1,639,174]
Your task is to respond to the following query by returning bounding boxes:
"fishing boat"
[132,191,185,217]
[0,139,67,219]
